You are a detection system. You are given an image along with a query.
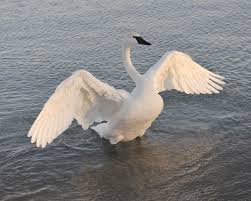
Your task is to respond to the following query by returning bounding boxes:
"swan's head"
[124,32,151,47]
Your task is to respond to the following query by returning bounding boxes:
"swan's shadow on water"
[65,127,184,200]
[60,123,218,201]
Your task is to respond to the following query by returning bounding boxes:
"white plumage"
[28,32,225,148]
[147,51,225,94]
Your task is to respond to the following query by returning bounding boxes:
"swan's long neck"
[122,44,141,84]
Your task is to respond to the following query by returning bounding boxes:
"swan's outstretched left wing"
[28,70,127,148]
[146,51,225,94]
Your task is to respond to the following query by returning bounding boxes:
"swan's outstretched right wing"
[28,70,127,148]
[146,51,225,94]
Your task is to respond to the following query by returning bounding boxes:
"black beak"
[133,36,151,45]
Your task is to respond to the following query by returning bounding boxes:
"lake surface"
[0,0,250,200]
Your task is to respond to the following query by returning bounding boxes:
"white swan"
[28,32,225,148]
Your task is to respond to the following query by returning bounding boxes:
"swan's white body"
[93,76,164,144]
[28,32,225,148]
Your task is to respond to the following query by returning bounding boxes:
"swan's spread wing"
[147,51,225,94]
[28,70,126,148]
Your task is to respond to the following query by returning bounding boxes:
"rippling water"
[0,0,251,200]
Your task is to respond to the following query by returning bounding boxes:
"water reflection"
[72,129,216,200]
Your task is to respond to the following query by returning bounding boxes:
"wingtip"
[209,72,225,80]
[218,75,225,80]
[27,130,32,137]
[31,138,35,144]
[36,138,41,148]
[32,137,48,148]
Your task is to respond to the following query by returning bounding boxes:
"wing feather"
[147,51,225,94]
[28,70,126,148]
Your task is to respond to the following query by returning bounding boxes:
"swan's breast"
[106,90,164,142]
[142,93,164,118]
[124,90,164,122]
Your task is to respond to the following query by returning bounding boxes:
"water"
[0,0,250,200]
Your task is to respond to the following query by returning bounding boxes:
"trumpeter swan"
[28,32,225,148]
